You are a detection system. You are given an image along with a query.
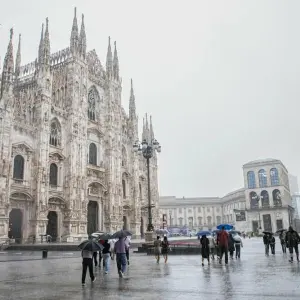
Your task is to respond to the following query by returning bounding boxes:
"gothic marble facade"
[0,9,159,243]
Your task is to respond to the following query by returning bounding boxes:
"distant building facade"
[159,159,293,233]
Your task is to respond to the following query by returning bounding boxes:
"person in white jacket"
[233,234,243,259]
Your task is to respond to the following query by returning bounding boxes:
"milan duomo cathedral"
[0,8,160,243]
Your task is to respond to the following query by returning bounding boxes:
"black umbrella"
[97,233,113,240]
[263,231,273,235]
[78,240,104,251]
[111,230,132,239]
[276,229,287,234]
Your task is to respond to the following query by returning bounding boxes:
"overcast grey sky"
[1,0,300,198]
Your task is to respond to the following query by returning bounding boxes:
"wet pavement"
[0,237,299,299]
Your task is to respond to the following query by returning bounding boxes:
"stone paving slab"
[0,238,299,299]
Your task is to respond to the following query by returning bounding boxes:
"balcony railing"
[247,204,287,211]
[11,179,30,188]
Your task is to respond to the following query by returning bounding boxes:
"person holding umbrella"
[285,226,300,263]
[270,234,276,255]
[78,239,103,286]
[218,226,229,265]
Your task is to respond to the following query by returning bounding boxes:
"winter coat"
[263,234,270,245]
[218,230,229,247]
[200,236,210,258]
[285,230,300,247]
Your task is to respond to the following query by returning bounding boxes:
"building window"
[49,163,58,186]
[139,183,142,199]
[188,217,193,228]
[188,208,192,213]
[179,208,182,214]
[258,169,267,188]
[273,189,282,207]
[13,155,24,180]
[216,207,220,213]
[207,207,210,212]
[49,120,61,147]
[261,190,270,208]
[198,217,202,225]
[122,180,126,198]
[216,216,221,224]
[207,216,212,226]
[88,88,96,121]
[89,143,97,165]
[247,171,256,189]
[270,168,279,186]
[250,191,259,209]
[179,218,183,226]
[197,207,201,213]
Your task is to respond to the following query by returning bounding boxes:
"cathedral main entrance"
[8,209,23,244]
[46,211,58,242]
[87,201,98,235]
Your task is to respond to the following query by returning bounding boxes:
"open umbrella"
[91,231,105,238]
[197,230,211,237]
[276,229,287,234]
[263,231,273,235]
[216,224,233,230]
[78,240,104,251]
[97,233,113,240]
[111,230,132,239]
[156,229,169,235]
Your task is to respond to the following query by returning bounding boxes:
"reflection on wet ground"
[0,238,299,299]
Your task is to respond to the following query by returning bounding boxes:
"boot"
[289,256,293,263]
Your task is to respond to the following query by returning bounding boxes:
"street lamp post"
[133,138,161,233]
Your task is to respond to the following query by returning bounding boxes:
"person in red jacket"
[217,226,229,264]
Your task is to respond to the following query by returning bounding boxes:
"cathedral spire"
[79,13,86,58]
[129,79,136,119]
[149,115,154,142]
[106,36,113,78]
[15,34,21,78]
[113,41,119,80]
[1,28,14,98]
[43,18,50,66]
[38,23,44,64]
[70,7,79,54]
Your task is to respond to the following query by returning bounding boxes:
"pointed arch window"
[49,120,61,147]
[270,168,279,186]
[89,143,97,165]
[258,169,267,188]
[247,171,256,189]
[88,89,96,121]
[122,179,126,199]
[13,155,24,180]
[49,163,58,186]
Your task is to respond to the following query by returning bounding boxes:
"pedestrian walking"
[209,236,216,260]
[93,251,98,267]
[114,237,127,278]
[263,234,270,256]
[109,239,116,260]
[161,236,170,263]
[233,234,243,259]
[270,235,275,255]
[81,250,96,286]
[102,240,111,274]
[217,226,229,264]
[153,236,162,263]
[200,234,210,266]
[124,236,131,265]
[279,231,287,254]
[228,233,235,259]
[285,226,300,263]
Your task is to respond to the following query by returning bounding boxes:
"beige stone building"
[160,159,293,233]
[0,9,159,243]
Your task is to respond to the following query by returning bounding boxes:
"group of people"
[81,236,131,286]
[200,227,243,266]
[153,236,170,263]
[264,226,300,263]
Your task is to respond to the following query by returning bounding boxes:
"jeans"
[219,245,228,263]
[103,253,110,272]
[270,243,275,255]
[82,258,95,284]
[265,244,269,255]
[281,243,287,253]
[289,244,299,260]
[116,253,127,274]
[235,244,241,258]
[126,249,130,262]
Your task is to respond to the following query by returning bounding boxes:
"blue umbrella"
[197,230,211,236]
[216,224,233,230]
